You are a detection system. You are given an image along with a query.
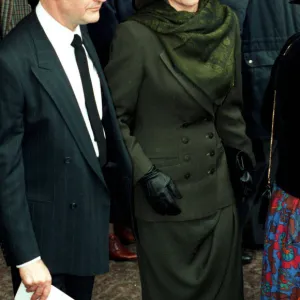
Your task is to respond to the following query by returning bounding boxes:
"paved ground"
[0,249,262,300]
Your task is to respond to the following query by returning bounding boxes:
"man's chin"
[84,11,101,24]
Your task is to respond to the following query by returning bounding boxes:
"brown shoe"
[109,234,137,261]
[114,224,136,245]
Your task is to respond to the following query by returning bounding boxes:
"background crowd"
[1,0,300,299]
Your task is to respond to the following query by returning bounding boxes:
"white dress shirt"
[37,2,103,156]
[17,2,103,268]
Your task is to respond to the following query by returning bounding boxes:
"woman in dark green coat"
[105,0,254,299]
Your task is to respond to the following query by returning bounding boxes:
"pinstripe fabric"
[0,0,31,39]
[0,13,132,275]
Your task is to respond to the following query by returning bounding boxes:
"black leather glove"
[139,166,182,216]
[225,147,254,201]
[236,151,254,198]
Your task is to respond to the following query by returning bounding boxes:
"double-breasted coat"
[105,21,253,223]
[105,20,253,300]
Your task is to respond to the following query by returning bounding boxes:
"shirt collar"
[36,2,82,49]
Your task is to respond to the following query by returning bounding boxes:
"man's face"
[58,0,106,27]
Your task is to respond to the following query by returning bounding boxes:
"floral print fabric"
[261,183,300,299]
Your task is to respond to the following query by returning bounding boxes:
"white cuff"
[16,256,41,268]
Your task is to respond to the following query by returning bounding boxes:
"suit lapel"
[160,51,214,116]
[82,27,133,175]
[29,15,105,182]
[81,26,111,122]
[81,26,106,87]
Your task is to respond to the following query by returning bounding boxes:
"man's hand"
[19,259,52,300]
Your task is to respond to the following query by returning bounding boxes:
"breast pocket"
[242,51,278,128]
[244,51,277,69]
[243,50,278,100]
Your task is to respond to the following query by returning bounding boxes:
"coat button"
[206,133,214,139]
[207,150,215,157]
[182,137,189,144]
[204,116,212,122]
[182,122,189,128]
[64,157,72,164]
[184,173,191,179]
[70,203,77,210]
[184,155,191,161]
[207,168,215,175]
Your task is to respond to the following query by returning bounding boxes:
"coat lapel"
[81,26,111,126]
[81,26,108,91]
[29,15,104,182]
[160,51,214,116]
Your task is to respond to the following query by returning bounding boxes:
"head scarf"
[131,0,239,99]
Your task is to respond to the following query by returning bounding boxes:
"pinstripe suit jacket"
[0,12,132,275]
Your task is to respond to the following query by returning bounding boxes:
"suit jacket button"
[184,173,191,179]
[64,157,72,164]
[182,122,189,128]
[70,203,77,209]
[184,155,191,161]
[182,137,189,144]
[207,150,215,157]
[206,133,214,139]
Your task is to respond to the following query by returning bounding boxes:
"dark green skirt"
[136,204,243,300]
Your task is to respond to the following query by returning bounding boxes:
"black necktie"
[71,34,107,166]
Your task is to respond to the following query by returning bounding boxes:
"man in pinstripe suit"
[0,0,132,299]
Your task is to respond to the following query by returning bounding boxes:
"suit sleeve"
[105,23,153,183]
[215,33,255,164]
[0,57,40,265]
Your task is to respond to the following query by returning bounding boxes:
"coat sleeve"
[0,56,40,265]
[215,34,255,164]
[105,22,153,183]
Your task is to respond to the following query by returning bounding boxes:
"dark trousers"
[11,267,95,300]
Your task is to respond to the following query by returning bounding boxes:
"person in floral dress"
[261,2,300,297]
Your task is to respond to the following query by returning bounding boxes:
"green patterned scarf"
[131,0,238,100]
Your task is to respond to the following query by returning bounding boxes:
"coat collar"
[160,51,214,116]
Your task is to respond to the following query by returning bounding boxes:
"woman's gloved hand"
[236,151,254,198]
[225,147,254,201]
[139,166,182,216]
